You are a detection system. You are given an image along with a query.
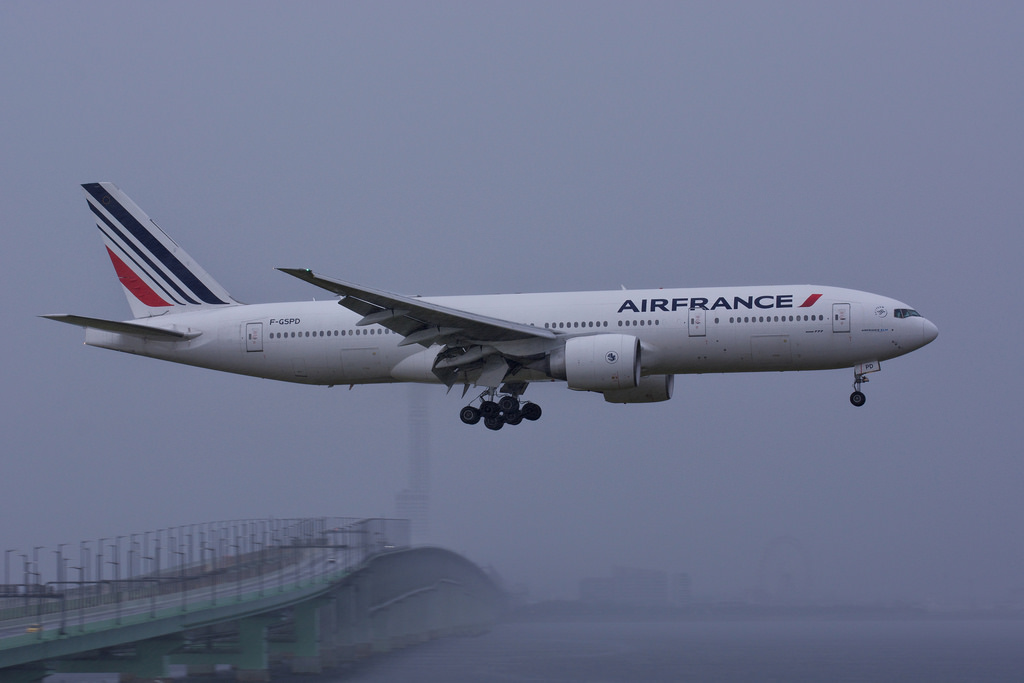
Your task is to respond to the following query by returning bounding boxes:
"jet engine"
[548,334,640,391]
[603,374,674,403]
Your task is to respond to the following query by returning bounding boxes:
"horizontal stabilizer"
[41,314,200,341]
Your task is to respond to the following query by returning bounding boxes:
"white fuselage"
[83,285,937,387]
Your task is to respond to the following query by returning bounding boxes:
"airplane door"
[832,303,850,333]
[245,322,263,352]
[688,308,706,337]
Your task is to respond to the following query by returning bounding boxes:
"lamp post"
[4,548,16,590]
[140,557,155,617]
[20,554,29,608]
[108,542,121,624]
[95,538,106,602]
[129,534,139,579]
[154,534,162,577]
[173,549,187,613]
[79,541,90,583]
[201,543,217,606]
[70,565,86,632]
[32,546,44,584]
[231,541,241,602]
[253,539,264,597]
[56,544,68,586]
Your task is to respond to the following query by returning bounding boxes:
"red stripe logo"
[106,248,172,307]
[799,293,822,307]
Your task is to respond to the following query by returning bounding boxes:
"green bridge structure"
[0,518,504,682]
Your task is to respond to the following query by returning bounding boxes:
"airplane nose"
[921,319,938,346]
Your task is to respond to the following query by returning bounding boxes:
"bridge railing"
[1,517,410,629]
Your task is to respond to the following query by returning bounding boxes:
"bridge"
[1,518,504,682]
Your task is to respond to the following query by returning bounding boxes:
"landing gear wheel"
[466,388,539,428]
[521,402,542,421]
[850,369,871,408]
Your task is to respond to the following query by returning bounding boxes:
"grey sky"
[2,1,1021,603]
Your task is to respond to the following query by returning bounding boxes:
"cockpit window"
[894,308,921,319]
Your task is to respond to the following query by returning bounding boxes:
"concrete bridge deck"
[1,518,504,682]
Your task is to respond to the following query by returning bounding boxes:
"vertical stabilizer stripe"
[90,203,199,305]
[101,231,187,305]
[105,247,172,307]
[82,184,230,305]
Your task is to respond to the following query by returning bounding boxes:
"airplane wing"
[41,314,201,340]
[278,268,556,346]
[278,268,558,389]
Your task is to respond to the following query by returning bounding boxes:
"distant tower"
[396,385,430,542]
[757,535,812,604]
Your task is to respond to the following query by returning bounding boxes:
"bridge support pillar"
[317,596,340,669]
[50,636,183,681]
[287,600,322,674]
[350,576,372,658]
[0,665,49,683]
[234,615,278,681]
[167,616,276,682]
[330,580,368,662]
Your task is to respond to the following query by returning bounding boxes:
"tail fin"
[82,182,240,318]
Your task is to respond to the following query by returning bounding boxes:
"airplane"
[44,182,938,430]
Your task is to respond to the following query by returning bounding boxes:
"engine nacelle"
[603,374,674,404]
[549,334,640,391]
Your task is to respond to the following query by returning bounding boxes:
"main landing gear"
[459,391,542,430]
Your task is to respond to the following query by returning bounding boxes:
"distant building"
[395,489,429,542]
[395,386,430,543]
[580,566,685,607]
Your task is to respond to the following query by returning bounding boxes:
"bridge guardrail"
[1,517,410,636]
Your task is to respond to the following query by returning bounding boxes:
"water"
[331,619,1024,682]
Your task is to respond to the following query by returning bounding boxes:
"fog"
[2,2,1021,607]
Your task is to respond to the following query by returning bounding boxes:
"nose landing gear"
[459,389,542,429]
[850,374,868,407]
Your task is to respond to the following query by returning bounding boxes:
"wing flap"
[396,326,462,347]
[357,308,411,327]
